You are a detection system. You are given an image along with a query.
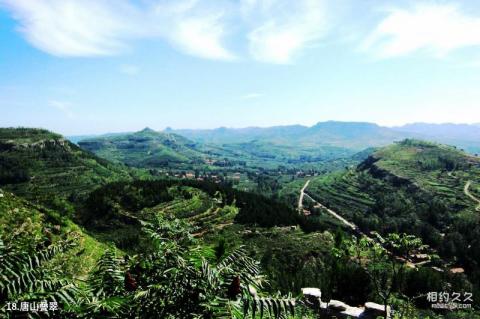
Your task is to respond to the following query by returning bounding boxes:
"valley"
[1,126,480,318]
[3,2,480,316]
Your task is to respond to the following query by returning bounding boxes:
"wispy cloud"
[1,0,136,57]
[49,100,74,119]
[241,92,263,100]
[169,14,235,60]
[1,0,329,63]
[6,1,479,64]
[149,1,236,61]
[1,0,234,60]
[362,3,480,58]
[243,0,329,64]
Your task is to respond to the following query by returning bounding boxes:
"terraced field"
[0,190,113,279]
[465,181,480,212]
[373,141,480,192]
[0,128,133,204]
[308,141,480,223]
[307,170,375,218]
[140,186,238,235]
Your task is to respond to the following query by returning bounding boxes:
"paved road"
[298,179,358,231]
[464,181,480,212]
[303,193,358,231]
[298,180,311,211]
[299,181,435,269]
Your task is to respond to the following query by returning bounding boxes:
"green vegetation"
[79,128,206,169]
[338,234,426,319]
[77,127,366,174]
[1,200,313,318]
[0,128,135,207]
[75,127,373,207]
[81,179,304,247]
[1,127,479,318]
[0,191,112,278]
[308,139,480,310]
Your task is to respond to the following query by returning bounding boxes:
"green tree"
[0,236,81,318]
[336,233,425,319]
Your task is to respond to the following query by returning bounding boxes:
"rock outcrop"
[302,287,391,318]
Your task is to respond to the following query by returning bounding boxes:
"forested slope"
[1,129,479,317]
[0,128,134,207]
[308,139,480,303]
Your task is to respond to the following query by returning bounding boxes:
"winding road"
[298,179,310,212]
[298,180,444,269]
[304,193,359,231]
[464,181,480,212]
[298,180,358,231]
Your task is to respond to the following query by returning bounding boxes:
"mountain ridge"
[0,128,133,206]
[78,128,206,169]
[68,121,480,154]
[307,139,480,275]
[171,121,405,149]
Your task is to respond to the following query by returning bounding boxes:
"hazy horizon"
[54,120,480,137]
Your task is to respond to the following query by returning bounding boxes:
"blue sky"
[1,0,480,135]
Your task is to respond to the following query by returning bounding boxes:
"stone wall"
[302,288,391,318]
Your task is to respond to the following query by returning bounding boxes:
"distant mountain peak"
[140,127,156,133]
[77,128,201,169]
[313,121,380,127]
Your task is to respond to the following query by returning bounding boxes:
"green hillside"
[309,139,480,214]
[1,183,330,318]
[80,179,304,248]
[162,122,407,170]
[77,127,361,175]
[0,128,133,206]
[78,127,206,169]
[2,129,479,317]
[81,181,240,251]
[77,178,377,302]
[216,140,355,165]
[0,189,112,280]
[309,139,480,218]
[307,139,480,299]
[395,123,480,154]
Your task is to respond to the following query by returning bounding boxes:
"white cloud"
[49,100,74,119]
[241,92,263,100]
[170,15,235,60]
[362,3,480,58]
[119,64,140,75]
[1,0,340,63]
[1,0,136,56]
[244,0,329,64]
[1,0,234,60]
[148,0,236,61]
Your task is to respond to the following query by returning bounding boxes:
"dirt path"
[298,180,311,211]
[303,193,359,231]
[298,179,358,231]
[300,183,438,269]
[464,181,480,212]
